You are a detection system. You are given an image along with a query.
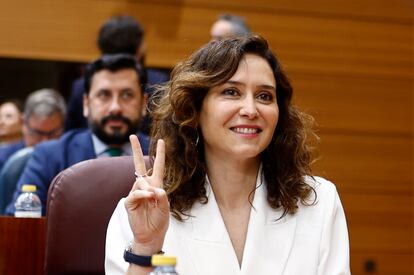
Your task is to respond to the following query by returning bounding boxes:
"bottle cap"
[22,184,37,192]
[151,255,176,266]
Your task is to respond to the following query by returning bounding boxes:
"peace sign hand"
[124,135,170,255]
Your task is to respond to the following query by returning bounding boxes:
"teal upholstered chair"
[0,147,34,215]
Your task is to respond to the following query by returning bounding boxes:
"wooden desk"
[0,216,46,275]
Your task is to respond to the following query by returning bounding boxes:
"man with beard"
[5,54,149,216]
[65,15,169,133]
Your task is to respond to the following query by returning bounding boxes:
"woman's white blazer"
[105,176,350,275]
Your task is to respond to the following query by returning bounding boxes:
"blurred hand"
[124,135,170,254]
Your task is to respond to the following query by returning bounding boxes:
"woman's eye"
[257,92,274,102]
[222,88,239,96]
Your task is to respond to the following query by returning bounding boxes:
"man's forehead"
[92,68,139,81]
[90,69,141,90]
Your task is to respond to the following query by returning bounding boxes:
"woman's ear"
[141,94,148,117]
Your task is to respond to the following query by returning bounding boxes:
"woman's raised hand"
[124,135,170,255]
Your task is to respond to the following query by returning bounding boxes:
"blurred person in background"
[65,15,169,133]
[0,99,23,146]
[0,89,65,171]
[6,54,150,216]
[210,13,251,41]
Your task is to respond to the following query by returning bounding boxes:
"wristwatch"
[123,243,164,267]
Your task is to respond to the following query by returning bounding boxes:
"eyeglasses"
[26,124,63,139]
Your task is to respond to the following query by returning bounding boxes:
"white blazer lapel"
[241,175,297,275]
[185,183,240,275]
[174,173,297,275]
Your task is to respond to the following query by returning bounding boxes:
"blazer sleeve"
[317,183,351,275]
[105,198,133,275]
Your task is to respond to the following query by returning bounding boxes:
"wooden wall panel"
[0,0,211,65]
[183,0,414,22]
[352,252,413,275]
[313,134,412,195]
[252,14,412,78]
[292,74,413,135]
[0,0,411,75]
[342,193,412,251]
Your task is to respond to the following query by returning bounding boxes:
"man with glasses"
[0,89,65,214]
[5,54,149,216]
[0,89,66,171]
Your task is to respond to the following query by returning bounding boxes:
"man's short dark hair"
[97,15,144,55]
[84,54,147,95]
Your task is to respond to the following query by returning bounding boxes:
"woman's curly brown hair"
[150,35,317,221]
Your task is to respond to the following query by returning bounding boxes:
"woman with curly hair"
[105,35,350,275]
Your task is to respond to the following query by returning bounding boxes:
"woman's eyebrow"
[225,80,276,91]
[259,84,276,91]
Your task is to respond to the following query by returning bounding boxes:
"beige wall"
[0,0,412,274]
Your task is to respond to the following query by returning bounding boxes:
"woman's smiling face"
[199,53,279,161]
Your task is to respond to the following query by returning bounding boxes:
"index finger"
[129,134,146,175]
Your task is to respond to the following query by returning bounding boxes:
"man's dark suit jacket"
[5,128,149,216]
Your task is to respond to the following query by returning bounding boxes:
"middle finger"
[152,139,165,187]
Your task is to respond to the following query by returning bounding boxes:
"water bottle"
[149,255,179,275]
[14,184,42,218]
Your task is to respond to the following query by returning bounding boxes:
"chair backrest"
[44,156,151,275]
[0,147,34,214]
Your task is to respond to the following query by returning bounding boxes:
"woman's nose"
[239,98,258,119]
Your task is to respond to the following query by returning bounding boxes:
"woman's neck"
[205,153,260,209]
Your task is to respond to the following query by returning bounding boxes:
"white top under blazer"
[105,174,351,275]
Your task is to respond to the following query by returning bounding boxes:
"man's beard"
[89,114,139,145]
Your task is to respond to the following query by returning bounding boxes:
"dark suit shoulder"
[34,128,90,151]
[0,141,25,155]
[147,68,170,85]
[137,133,150,155]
